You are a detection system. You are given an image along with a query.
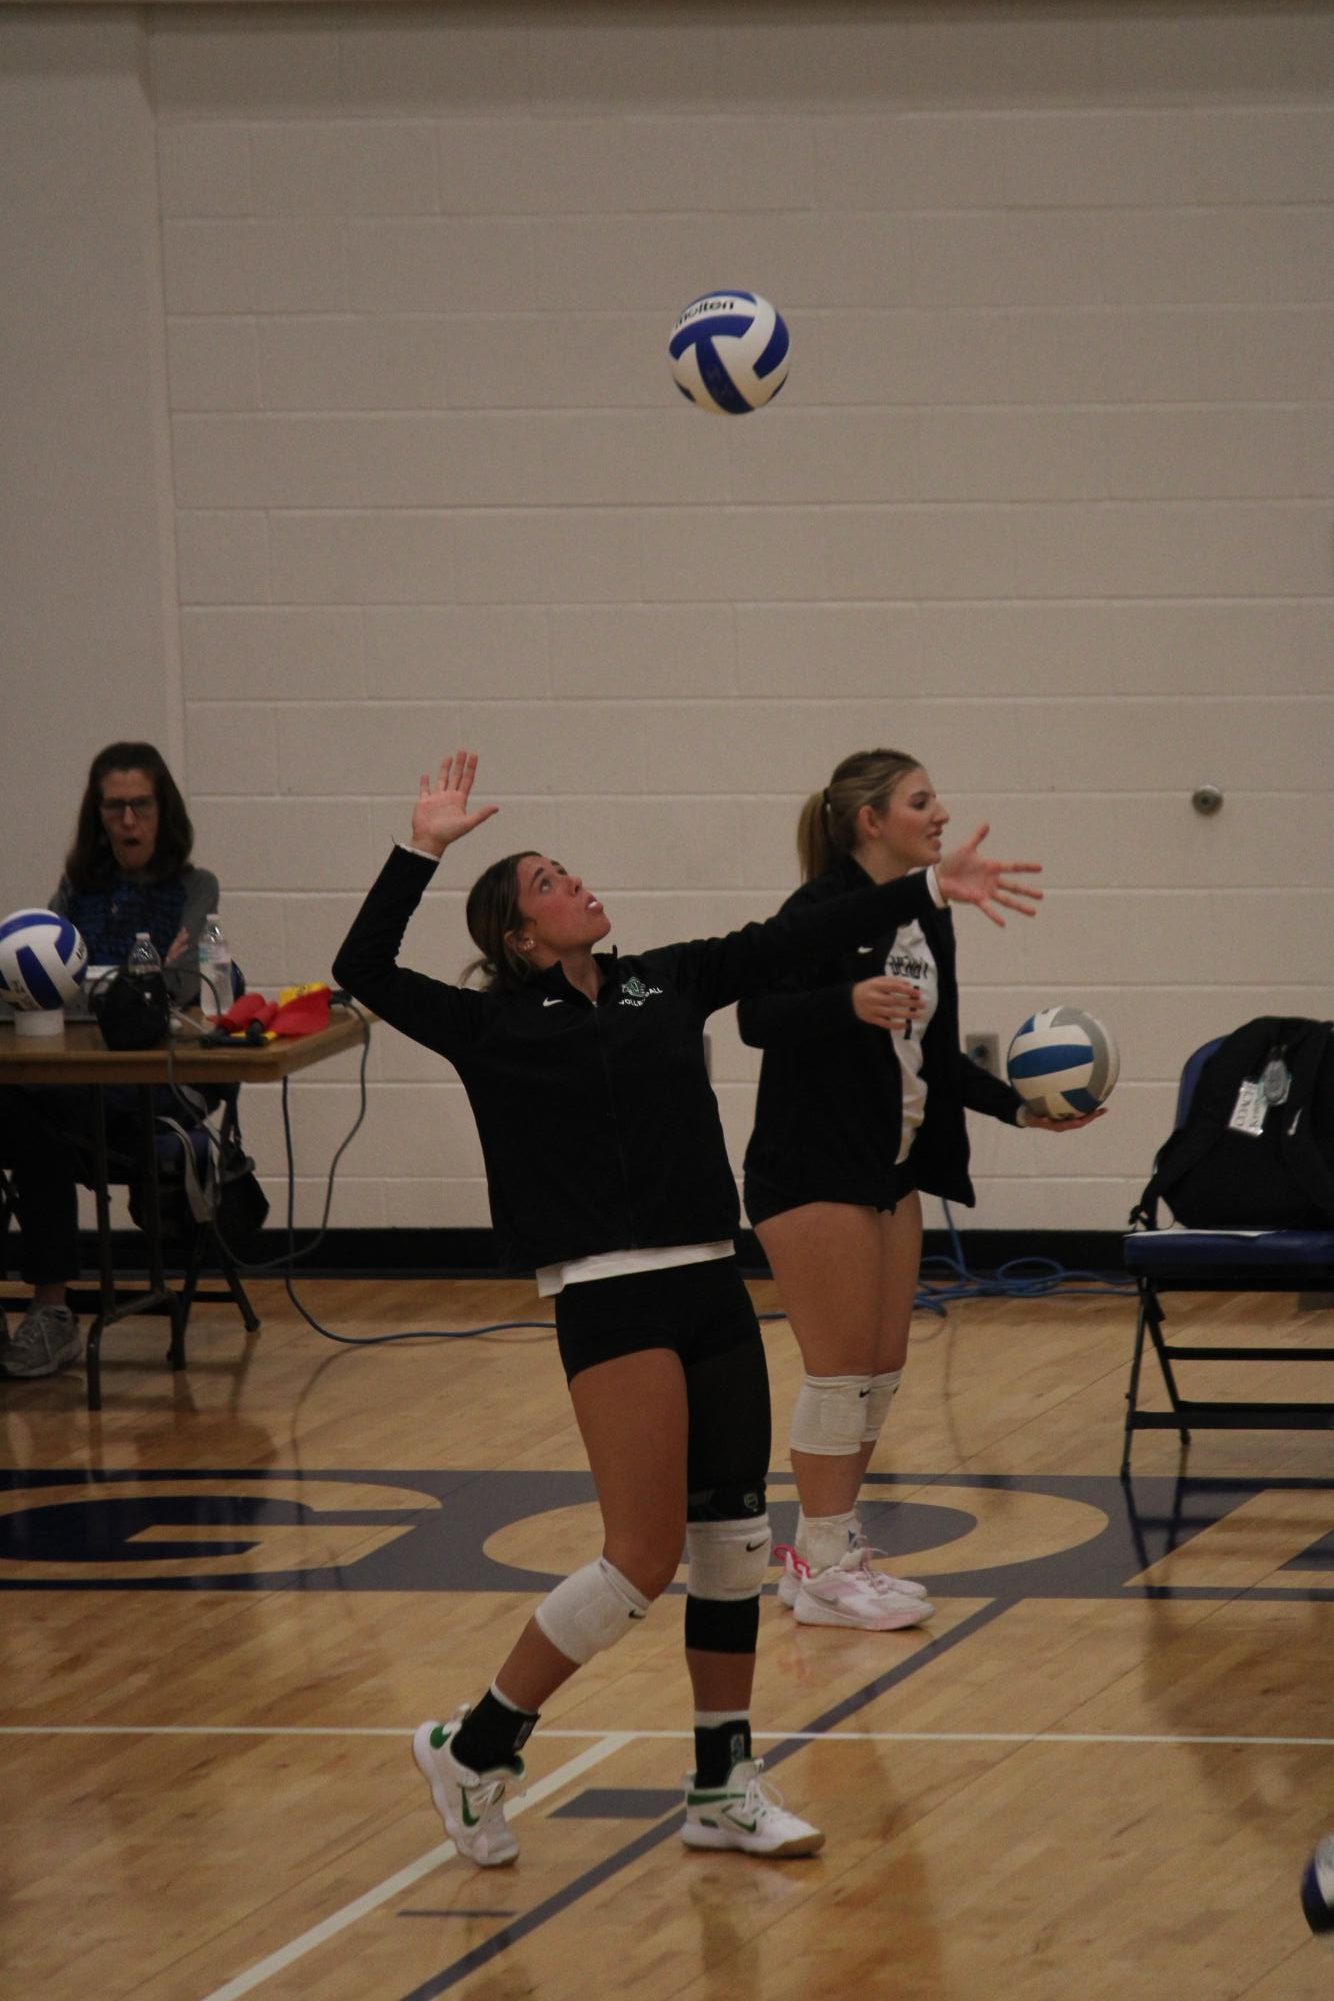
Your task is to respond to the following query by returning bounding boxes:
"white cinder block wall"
[4,4,1332,1240]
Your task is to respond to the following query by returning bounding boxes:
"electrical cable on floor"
[913,1200,1135,1317]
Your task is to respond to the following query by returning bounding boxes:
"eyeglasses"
[99,796,158,821]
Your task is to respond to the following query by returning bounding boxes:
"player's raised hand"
[935,825,1042,927]
[410,750,499,857]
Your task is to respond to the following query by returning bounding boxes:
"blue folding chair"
[1121,1038,1334,1474]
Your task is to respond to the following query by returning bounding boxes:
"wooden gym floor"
[2,1276,1331,2000]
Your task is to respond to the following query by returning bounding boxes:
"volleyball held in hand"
[1007,1006,1119,1121]
[668,290,790,413]
[0,908,88,1012]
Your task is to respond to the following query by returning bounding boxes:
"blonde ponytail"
[796,789,836,881]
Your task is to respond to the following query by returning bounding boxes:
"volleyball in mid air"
[668,290,790,414]
[1007,1006,1119,1121]
[0,908,88,1012]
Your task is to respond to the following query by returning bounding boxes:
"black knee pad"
[684,1593,761,1655]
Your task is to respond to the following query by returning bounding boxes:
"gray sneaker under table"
[1,1305,81,1379]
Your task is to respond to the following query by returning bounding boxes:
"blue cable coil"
[908,1199,1135,1317]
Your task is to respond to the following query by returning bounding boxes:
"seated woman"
[0,742,220,1379]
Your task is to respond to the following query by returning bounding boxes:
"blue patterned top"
[51,866,219,997]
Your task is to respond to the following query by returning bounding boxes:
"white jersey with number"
[884,912,939,1165]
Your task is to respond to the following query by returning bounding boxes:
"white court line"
[4,1725,1334,1748]
[194,1732,631,2001]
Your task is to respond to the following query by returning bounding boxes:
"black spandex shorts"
[553,1258,771,1499]
[553,1255,761,1384]
[744,1156,918,1229]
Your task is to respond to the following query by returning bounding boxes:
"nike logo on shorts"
[857,944,874,954]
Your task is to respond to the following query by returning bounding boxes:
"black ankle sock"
[451,1689,538,1772]
[694,1718,751,1788]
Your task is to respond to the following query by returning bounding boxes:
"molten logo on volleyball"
[1007,1007,1119,1121]
[668,291,790,414]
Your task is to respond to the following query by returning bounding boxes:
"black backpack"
[1133,1017,1334,1231]
[127,1113,270,1256]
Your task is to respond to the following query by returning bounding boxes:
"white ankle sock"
[800,1509,859,1574]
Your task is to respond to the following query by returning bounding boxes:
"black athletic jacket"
[739,853,1025,1215]
[333,845,941,1273]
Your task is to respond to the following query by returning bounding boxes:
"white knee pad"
[861,1369,903,1444]
[686,1516,771,1601]
[789,1374,870,1457]
[534,1556,651,1666]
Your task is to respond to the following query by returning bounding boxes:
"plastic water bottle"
[198,913,234,1017]
[126,931,161,976]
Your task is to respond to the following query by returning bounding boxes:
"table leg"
[137,1085,186,1371]
[85,1086,115,1412]
[84,1086,188,1411]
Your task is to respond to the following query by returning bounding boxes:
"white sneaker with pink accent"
[774,1540,930,1611]
[850,1527,932,1601]
[774,1544,933,1631]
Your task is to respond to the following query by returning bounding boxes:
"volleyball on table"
[0,908,88,1012]
[1007,1006,1119,1120]
[668,290,790,413]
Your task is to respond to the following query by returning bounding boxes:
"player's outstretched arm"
[332,749,497,1059]
[935,824,1042,927]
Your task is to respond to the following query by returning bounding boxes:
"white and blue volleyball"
[1302,1834,1334,1938]
[0,908,88,1012]
[668,290,790,414]
[1007,1006,1119,1121]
